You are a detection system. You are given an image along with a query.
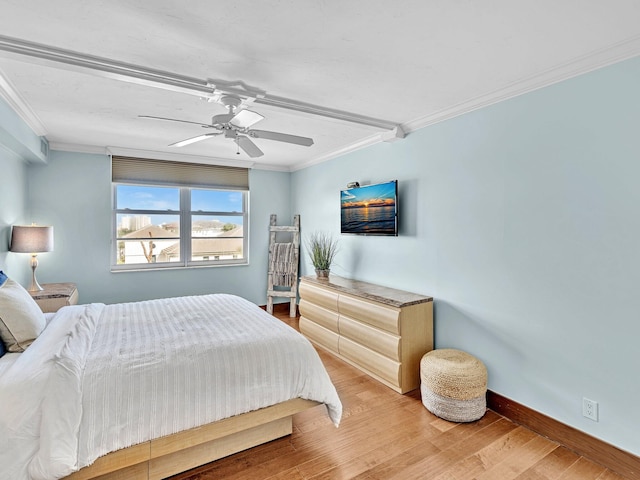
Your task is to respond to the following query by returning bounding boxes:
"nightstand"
[29,282,79,313]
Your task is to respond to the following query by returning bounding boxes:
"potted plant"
[306,231,339,278]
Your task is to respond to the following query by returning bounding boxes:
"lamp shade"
[10,225,54,253]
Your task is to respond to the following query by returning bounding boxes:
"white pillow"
[0,278,46,352]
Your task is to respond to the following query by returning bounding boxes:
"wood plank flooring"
[169,311,627,480]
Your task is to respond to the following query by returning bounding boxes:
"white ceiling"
[1,1,639,171]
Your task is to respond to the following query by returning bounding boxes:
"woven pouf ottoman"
[420,349,487,422]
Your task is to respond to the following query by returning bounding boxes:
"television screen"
[341,180,398,236]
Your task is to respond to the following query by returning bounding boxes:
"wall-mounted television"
[341,180,398,236]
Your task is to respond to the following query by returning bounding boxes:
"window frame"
[111,183,249,271]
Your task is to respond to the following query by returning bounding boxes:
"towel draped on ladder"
[270,242,297,287]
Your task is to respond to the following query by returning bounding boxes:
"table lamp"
[10,224,54,292]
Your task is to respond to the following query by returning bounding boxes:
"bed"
[0,275,342,480]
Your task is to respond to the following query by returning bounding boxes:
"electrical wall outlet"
[583,397,599,422]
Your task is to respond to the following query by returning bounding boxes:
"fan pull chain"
[236,138,240,155]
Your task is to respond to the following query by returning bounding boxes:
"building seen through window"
[113,185,247,269]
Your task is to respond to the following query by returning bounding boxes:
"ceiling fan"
[140,95,314,158]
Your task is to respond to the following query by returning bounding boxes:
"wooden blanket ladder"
[267,214,300,317]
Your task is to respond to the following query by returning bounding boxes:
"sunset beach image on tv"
[341,180,398,236]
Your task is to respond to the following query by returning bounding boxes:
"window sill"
[110,261,249,273]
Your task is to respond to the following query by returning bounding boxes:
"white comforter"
[0,294,342,480]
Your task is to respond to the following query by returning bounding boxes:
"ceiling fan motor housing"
[220,95,242,111]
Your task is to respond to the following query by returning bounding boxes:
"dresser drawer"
[339,315,401,361]
[300,317,339,354]
[338,294,401,334]
[299,282,339,312]
[339,336,401,387]
[299,299,339,334]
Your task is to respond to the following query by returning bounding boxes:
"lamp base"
[27,279,44,292]
[28,254,44,292]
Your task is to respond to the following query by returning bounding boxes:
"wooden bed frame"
[63,398,320,480]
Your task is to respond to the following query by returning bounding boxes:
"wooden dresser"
[299,275,433,394]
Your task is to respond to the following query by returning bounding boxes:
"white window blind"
[112,156,249,190]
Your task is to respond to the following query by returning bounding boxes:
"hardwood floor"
[169,311,627,480]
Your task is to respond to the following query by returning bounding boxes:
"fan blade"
[237,136,264,158]
[139,115,214,128]
[230,109,264,129]
[249,129,314,146]
[169,132,221,147]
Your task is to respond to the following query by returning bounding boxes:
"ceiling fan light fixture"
[230,109,264,129]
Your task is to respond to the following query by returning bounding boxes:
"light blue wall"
[0,97,41,285]
[0,98,46,164]
[27,151,291,305]
[292,56,640,455]
[0,149,29,283]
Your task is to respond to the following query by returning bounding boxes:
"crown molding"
[403,35,640,134]
[249,162,291,172]
[50,142,258,169]
[0,67,47,136]
[290,131,389,172]
[48,142,107,155]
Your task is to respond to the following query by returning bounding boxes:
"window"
[111,156,249,270]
